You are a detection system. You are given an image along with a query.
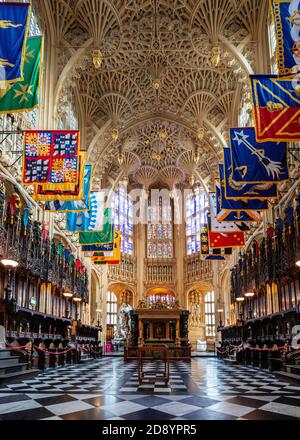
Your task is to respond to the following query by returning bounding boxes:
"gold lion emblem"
[0,20,22,29]
[266,101,284,112]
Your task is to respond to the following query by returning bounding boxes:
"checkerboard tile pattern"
[0,358,299,420]
[120,360,188,393]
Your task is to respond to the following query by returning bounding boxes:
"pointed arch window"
[112,187,134,256]
[268,13,278,74]
[107,291,117,326]
[147,196,173,259]
[205,291,216,337]
[186,188,209,255]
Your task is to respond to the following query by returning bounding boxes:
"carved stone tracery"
[40,0,265,188]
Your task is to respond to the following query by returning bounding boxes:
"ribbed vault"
[37,0,266,190]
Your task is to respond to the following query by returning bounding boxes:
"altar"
[124,300,191,361]
[137,309,181,345]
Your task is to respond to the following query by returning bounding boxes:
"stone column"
[39,37,57,130]
[138,319,144,347]
[166,322,170,340]
[175,319,180,347]
[101,267,109,349]
[136,223,146,302]
[175,223,186,307]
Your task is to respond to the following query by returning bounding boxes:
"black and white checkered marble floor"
[0,358,300,420]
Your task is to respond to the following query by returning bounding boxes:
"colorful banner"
[209,194,245,233]
[229,128,288,183]
[223,147,278,200]
[208,228,245,249]
[79,223,114,246]
[200,223,232,257]
[91,231,121,263]
[93,260,120,266]
[81,241,114,253]
[207,212,245,249]
[45,164,91,212]
[34,151,86,201]
[0,36,42,114]
[0,3,31,86]
[200,224,209,256]
[250,74,300,142]
[216,181,262,222]
[270,0,300,75]
[23,130,80,189]
[66,193,107,232]
[205,255,225,261]
[219,164,268,212]
[205,248,233,261]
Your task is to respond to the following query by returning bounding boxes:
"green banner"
[0,36,42,113]
[79,224,114,246]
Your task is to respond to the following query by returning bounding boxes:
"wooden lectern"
[137,345,170,385]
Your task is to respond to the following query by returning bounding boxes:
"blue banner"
[271,0,300,74]
[223,148,278,200]
[219,164,268,212]
[66,193,109,232]
[250,74,300,142]
[216,181,263,223]
[81,242,114,252]
[230,128,288,182]
[209,193,249,230]
[45,165,92,212]
[205,255,225,261]
[0,3,30,85]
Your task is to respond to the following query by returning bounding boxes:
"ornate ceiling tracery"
[37,0,267,191]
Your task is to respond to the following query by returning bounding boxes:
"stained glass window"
[148,294,175,305]
[268,14,278,74]
[107,291,117,326]
[147,197,173,259]
[186,187,209,255]
[112,187,134,256]
[29,7,41,37]
[205,291,216,337]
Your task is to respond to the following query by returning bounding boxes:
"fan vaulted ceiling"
[38,0,265,191]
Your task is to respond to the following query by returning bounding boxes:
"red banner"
[208,230,245,249]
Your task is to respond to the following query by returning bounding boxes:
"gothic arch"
[186,282,214,309]
[54,38,94,117]
[107,282,135,307]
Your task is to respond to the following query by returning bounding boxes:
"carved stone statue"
[189,291,202,329]
[114,303,133,340]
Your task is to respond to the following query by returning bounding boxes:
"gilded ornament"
[92,49,103,69]
[197,127,205,141]
[111,128,119,142]
[211,46,221,67]
[152,78,161,90]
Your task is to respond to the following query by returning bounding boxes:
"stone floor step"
[286,364,300,376]
[274,370,300,383]
[223,358,237,364]
[191,353,216,357]
[0,356,22,366]
[0,350,12,359]
[0,362,28,375]
[286,364,300,369]
[0,369,40,387]
[79,357,96,364]
[103,353,123,357]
